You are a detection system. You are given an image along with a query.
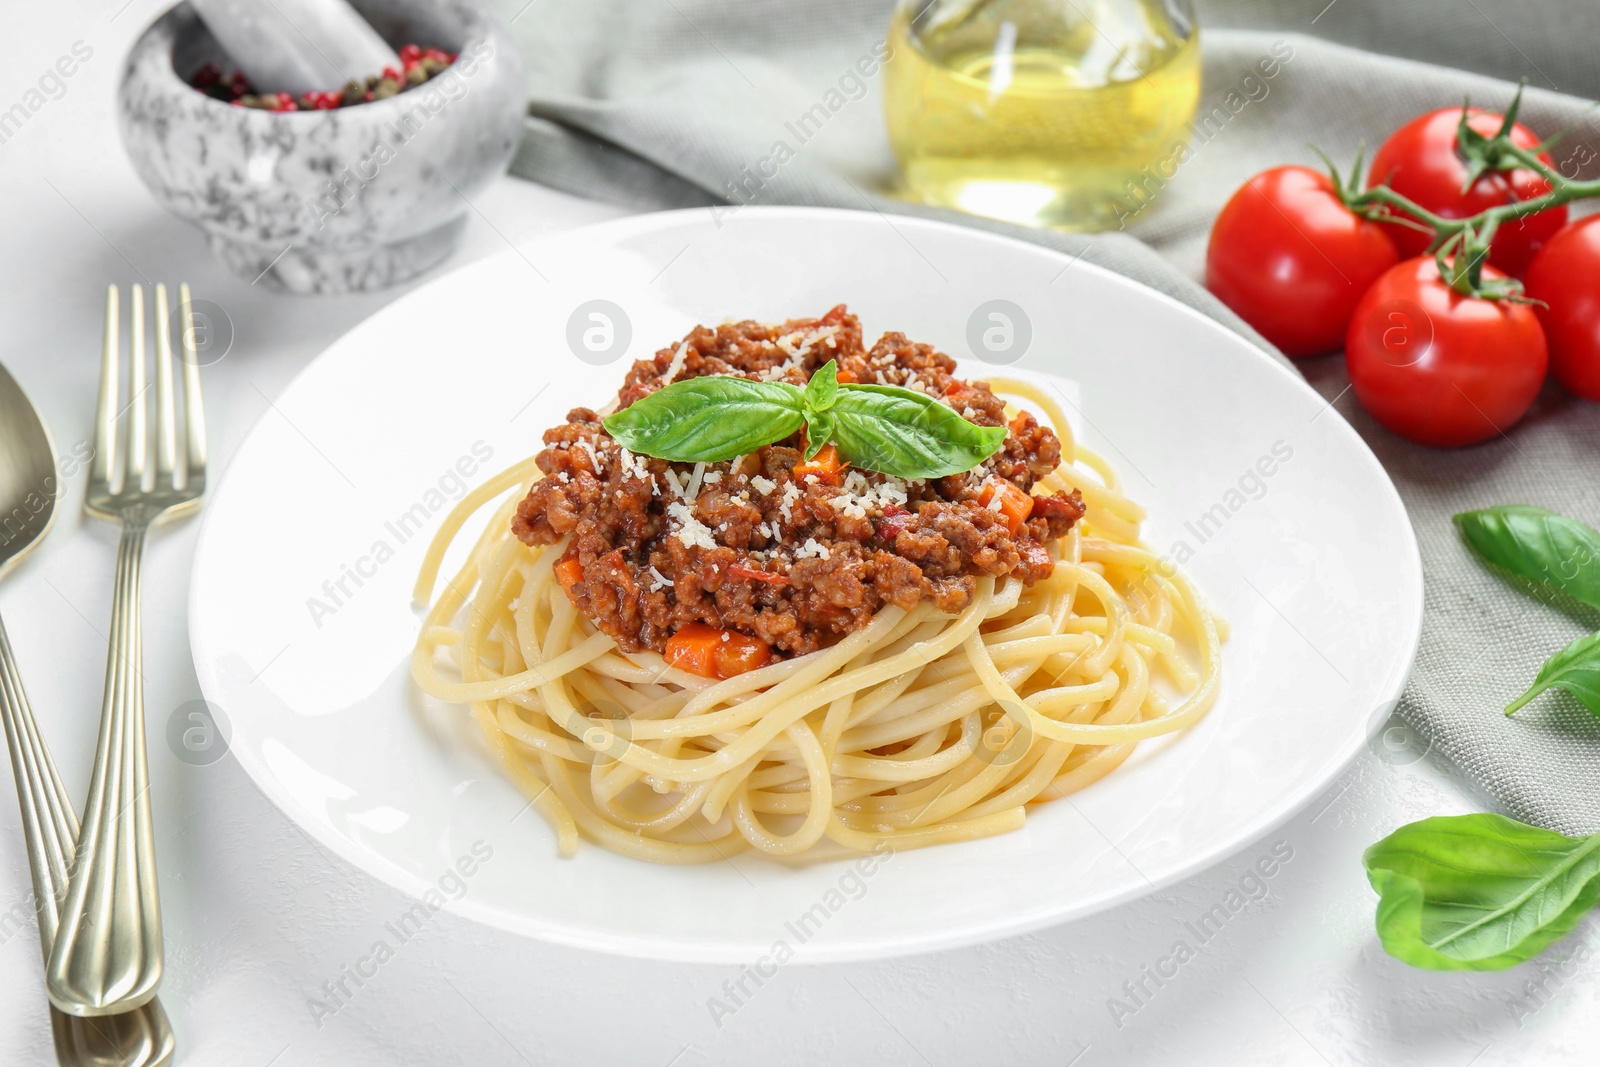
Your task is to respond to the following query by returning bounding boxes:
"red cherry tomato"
[1367,108,1567,278]
[1524,216,1600,401]
[1345,257,1547,447]
[1207,166,1400,358]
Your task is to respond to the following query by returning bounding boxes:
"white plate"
[189,207,1422,963]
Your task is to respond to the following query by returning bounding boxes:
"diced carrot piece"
[835,368,857,384]
[554,557,584,597]
[794,442,844,483]
[714,631,773,678]
[979,480,1034,535]
[664,622,772,679]
[664,622,719,677]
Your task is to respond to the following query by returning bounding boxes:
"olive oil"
[884,0,1200,231]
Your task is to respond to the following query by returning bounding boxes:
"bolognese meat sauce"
[512,306,1084,659]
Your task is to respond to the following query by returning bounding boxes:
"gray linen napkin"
[491,0,1600,835]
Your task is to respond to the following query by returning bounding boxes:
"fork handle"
[46,521,163,1017]
[1,610,180,1063]
[0,611,80,952]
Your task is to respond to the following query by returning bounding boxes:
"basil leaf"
[1506,631,1600,718]
[803,410,835,461]
[806,360,839,412]
[829,384,1007,479]
[1454,506,1600,613]
[1364,814,1600,971]
[602,377,804,463]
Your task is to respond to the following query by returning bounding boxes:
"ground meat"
[512,306,1085,658]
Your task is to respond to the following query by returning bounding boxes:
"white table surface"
[3,3,1598,1065]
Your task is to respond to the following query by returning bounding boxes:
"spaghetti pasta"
[410,369,1224,864]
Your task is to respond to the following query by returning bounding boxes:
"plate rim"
[188,204,1425,963]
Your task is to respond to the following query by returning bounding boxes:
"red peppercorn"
[192,44,452,111]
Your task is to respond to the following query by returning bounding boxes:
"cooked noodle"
[410,378,1224,863]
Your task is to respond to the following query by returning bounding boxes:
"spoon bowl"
[0,362,59,575]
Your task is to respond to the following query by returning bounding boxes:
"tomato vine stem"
[1326,82,1600,300]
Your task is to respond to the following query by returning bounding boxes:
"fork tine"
[126,283,148,492]
[153,284,177,482]
[91,286,119,488]
[177,284,207,487]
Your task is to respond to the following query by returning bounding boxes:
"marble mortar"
[118,0,526,293]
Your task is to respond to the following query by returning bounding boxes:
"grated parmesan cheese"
[750,475,777,495]
[685,461,707,501]
[647,566,674,591]
[764,325,841,381]
[618,447,650,481]
[664,340,690,384]
[830,472,910,520]
[667,501,717,550]
[779,481,802,521]
[796,538,830,560]
[805,325,840,349]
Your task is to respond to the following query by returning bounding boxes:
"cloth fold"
[492,0,1600,835]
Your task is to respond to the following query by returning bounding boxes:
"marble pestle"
[188,0,400,95]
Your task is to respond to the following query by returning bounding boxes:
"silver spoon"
[0,361,175,1066]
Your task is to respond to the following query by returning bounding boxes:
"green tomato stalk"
[1320,81,1600,300]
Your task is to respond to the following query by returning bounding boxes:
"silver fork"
[45,283,207,1018]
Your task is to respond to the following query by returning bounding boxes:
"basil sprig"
[1364,814,1600,971]
[601,360,1006,479]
